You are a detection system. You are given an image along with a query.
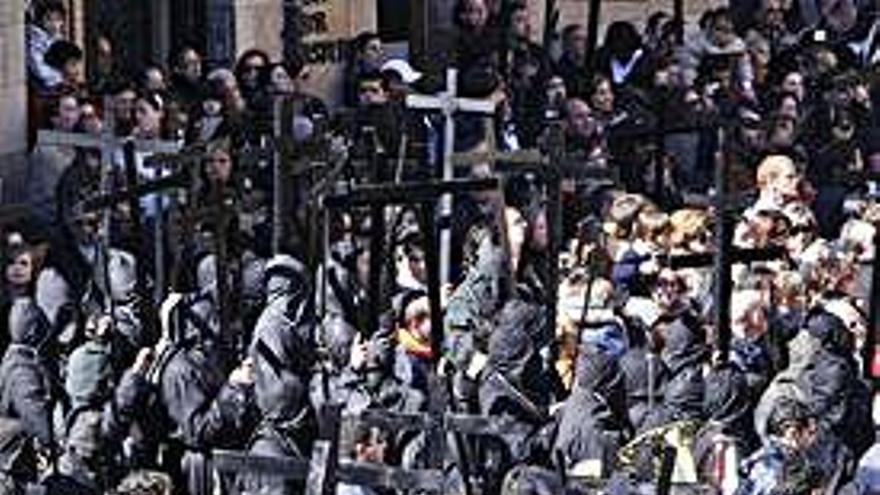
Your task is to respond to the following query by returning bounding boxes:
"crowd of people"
[6,0,880,493]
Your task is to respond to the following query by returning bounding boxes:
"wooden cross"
[406,68,497,289]
[37,128,182,335]
[206,385,536,495]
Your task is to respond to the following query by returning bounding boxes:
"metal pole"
[123,141,155,338]
[546,121,564,346]
[153,181,165,304]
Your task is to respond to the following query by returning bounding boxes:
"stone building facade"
[0,0,722,200]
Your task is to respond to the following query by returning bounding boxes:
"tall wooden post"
[674,0,685,44]
[713,128,732,361]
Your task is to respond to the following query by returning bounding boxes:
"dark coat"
[479,300,552,466]
[552,348,629,477]
[641,315,706,430]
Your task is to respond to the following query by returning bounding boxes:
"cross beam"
[210,451,444,492]
[37,130,182,155]
[658,245,788,270]
[324,177,499,208]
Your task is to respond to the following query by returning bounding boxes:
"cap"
[381,59,423,84]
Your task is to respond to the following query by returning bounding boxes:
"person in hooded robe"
[753,310,861,490]
[477,300,552,493]
[154,274,258,495]
[310,316,359,412]
[316,236,371,333]
[640,310,707,431]
[499,464,565,495]
[551,342,630,480]
[240,255,317,495]
[59,311,153,492]
[798,308,874,461]
[0,297,57,490]
[692,364,758,493]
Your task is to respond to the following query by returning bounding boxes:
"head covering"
[108,249,137,303]
[264,254,308,299]
[65,341,114,409]
[805,308,853,356]
[579,322,628,360]
[660,313,706,373]
[574,343,625,395]
[323,316,356,369]
[8,297,52,351]
[704,365,751,428]
[196,254,218,297]
[380,59,423,84]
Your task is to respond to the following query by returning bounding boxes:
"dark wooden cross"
[37,127,182,336]
[207,383,535,495]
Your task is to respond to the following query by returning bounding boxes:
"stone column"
[0,0,27,201]
[234,0,283,60]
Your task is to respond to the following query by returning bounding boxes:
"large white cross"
[405,67,497,288]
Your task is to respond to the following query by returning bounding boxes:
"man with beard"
[738,399,823,495]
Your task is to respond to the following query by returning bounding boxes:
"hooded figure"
[754,314,860,489]
[478,300,551,483]
[0,298,55,449]
[800,309,874,459]
[59,335,152,493]
[156,286,256,495]
[693,365,756,493]
[641,313,706,430]
[242,255,317,495]
[310,316,358,411]
[106,249,153,356]
[552,344,630,479]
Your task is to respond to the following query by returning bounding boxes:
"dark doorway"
[170,0,209,58]
[378,0,411,42]
[85,0,153,76]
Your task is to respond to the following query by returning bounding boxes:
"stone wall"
[235,0,284,60]
[0,0,26,156]
[0,0,27,202]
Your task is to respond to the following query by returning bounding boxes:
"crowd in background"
[5,0,880,493]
